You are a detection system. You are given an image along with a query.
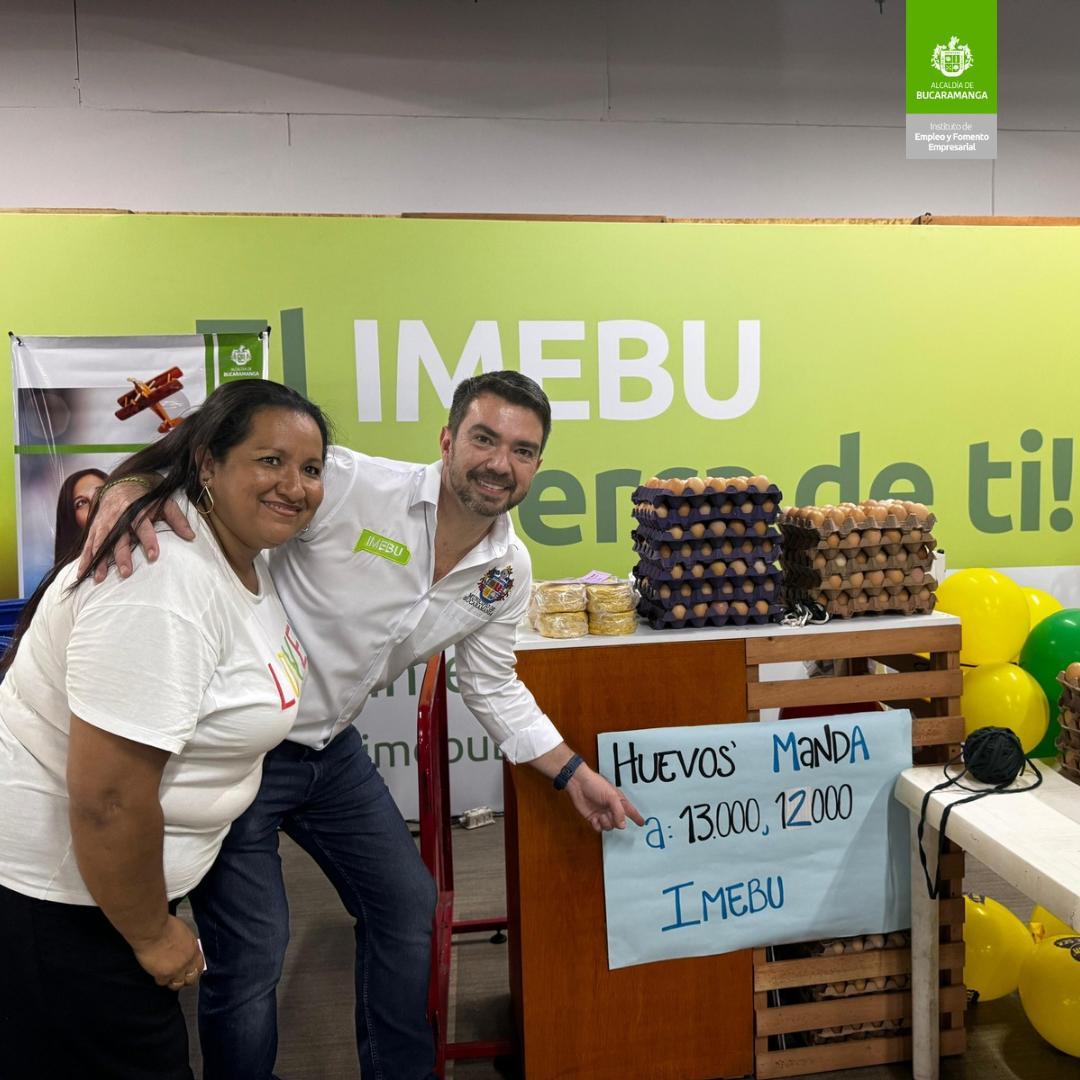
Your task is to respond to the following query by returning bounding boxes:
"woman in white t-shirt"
[0,378,328,1080]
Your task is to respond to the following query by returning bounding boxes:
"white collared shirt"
[268,447,561,762]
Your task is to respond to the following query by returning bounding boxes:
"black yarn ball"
[963,726,1027,786]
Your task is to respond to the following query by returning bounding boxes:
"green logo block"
[355,528,411,565]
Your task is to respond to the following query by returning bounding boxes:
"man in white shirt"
[93,370,641,1080]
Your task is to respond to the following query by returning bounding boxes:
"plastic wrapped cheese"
[585,580,635,614]
[587,610,637,636]
[533,582,587,613]
[537,611,588,639]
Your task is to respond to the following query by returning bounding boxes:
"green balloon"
[1018,608,1080,757]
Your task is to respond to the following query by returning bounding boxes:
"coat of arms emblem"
[476,566,514,604]
[931,36,974,78]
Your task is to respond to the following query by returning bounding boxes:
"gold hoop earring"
[197,483,215,517]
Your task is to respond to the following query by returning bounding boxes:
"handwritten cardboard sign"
[599,710,913,970]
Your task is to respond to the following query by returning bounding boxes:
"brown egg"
[656,504,669,519]
[741,580,754,594]
[701,541,713,557]
[720,581,735,596]
[762,499,776,514]
[748,475,769,490]
[809,509,826,527]
[672,603,687,619]
[895,588,911,604]
[680,583,693,598]
[754,600,770,614]
[813,552,828,570]
[711,601,729,617]
[910,567,925,585]
[850,506,867,525]
[730,559,748,575]
[659,584,671,599]
[869,504,888,524]
[762,579,775,593]
[708,520,726,537]
[645,476,661,488]
[680,542,693,558]
[847,571,865,589]
[825,533,840,548]
[872,551,888,567]
[670,565,684,579]
[883,529,902,545]
[866,570,885,588]
[762,539,775,554]
[853,551,868,568]
[842,532,860,549]
[729,521,746,537]
[691,563,705,578]
[699,581,714,597]
[1067,662,1080,682]
[753,520,768,536]
[690,522,706,539]
[729,476,748,492]
[861,528,882,547]
[918,587,931,601]
[720,540,734,555]
[912,503,929,522]
[720,500,734,515]
[677,500,692,518]
[731,601,749,616]
[660,543,672,558]
[829,507,847,526]
[740,500,754,515]
[685,476,705,495]
[699,500,713,516]
[693,602,708,618]
[909,528,923,543]
[666,478,685,495]
[885,569,904,585]
[826,574,843,590]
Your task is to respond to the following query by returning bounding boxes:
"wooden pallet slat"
[753,942,964,992]
[747,669,961,710]
[745,625,960,664]
[755,1027,965,1079]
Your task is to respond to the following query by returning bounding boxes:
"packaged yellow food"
[537,611,589,639]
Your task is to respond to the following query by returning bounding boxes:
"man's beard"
[450,463,522,517]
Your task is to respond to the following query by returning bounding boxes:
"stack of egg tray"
[1055,669,1080,786]
[631,480,783,629]
[780,505,938,619]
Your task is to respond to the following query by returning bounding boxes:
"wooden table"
[894,765,1080,1080]
[506,612,965,1079]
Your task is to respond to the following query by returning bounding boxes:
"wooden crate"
[745,620,966,1078]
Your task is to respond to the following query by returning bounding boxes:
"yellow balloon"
[937,569,1030,665]
[961,663,1049,754]
[964,894,1035,1001]
[1019,935,1080,1056]
[1030,904,1078,940]
[1024,587,1064,632]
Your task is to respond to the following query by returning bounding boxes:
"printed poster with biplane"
[10,332,268,594]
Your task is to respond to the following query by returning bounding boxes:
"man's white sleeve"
[454,581,562,765]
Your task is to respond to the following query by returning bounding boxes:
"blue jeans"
[189,725,437,1080]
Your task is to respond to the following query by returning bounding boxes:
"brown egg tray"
[780,507,936,538]
[781,523,935,556]
[633,498,780,528]
[636,567,781,607]
[810,590,938,618]
[785,543,936,576]
[636,595,780,629]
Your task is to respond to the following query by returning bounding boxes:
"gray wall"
[1,0,1077,217]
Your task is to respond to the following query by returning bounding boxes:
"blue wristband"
[553,753,584,791]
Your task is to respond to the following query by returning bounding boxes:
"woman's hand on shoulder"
[131,914,204,990]
[79,479,194,583]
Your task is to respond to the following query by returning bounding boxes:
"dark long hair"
[2,379,331,675]
[54,468,107,564]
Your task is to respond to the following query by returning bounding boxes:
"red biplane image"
[115,367,185,434]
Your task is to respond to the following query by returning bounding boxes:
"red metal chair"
[416,653,514,1077]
